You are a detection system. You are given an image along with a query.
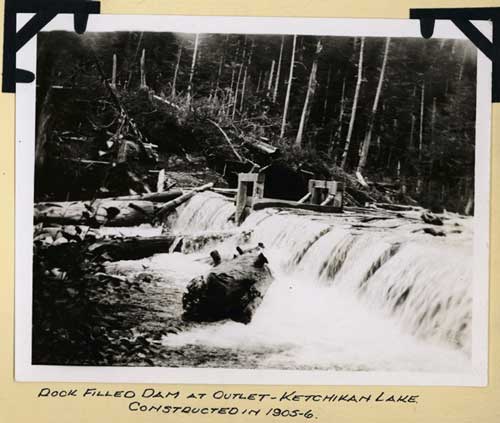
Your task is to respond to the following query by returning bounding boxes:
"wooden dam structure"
[235,172,344,224]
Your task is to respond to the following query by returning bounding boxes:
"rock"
[421,212,443,226]
[182,251,273,324]
[422,227,446,237]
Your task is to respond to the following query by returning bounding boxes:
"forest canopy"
[35,31,477,213]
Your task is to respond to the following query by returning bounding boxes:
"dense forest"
[35,31,477,213]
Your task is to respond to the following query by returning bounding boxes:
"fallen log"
[84,230,251,261]
[34,200,158,227]
[182,251,273,324]
[212,187,238,198]
[88,235,176,260]
[253,198,342,214]
[373,202,421,212]
[207,119,244,162]
[112,190,183,202]
[155,182,214,218]
[245,139,280,157]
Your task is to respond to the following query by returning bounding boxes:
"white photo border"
[15,14,492,386]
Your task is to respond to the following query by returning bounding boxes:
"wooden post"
[307,180,342,208]
[235,177,248,225]
[235,173,266,225]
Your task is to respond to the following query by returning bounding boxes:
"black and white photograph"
[15,15,490,385]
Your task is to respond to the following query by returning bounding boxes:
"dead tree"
[416,80,425,194]
[140,49,147,89]
[273,36,284,102]
[240,40,254,113]
[111,53,117,89]
[330,77,346,157]
[280,35,297,139]
[340,37,365,169]
[232,38,247,120]
[267,59,276,94]
[322,65,332,124]
[187,33,200,107]
[295,40,322,147]
[171,44,183,99]
[356,37,390,175]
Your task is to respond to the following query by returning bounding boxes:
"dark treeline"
[36,31,477,213]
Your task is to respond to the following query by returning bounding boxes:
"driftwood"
[182,250,273,324]
[156,183,214,218]
[34,200,158,227]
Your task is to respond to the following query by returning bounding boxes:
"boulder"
[182,251,273,324]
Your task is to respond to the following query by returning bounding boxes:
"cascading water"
[114,192,474,371]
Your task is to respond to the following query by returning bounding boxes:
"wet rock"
[422,227,446,237]
[421,212,443,226]
[182,252,273,324]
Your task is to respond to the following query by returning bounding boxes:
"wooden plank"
[297,192,311,204]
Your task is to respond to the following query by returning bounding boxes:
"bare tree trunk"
[273,36,284,103]
[356,37,390,174]
[331,77,346,153]
[322,66,332,125]
[458,44,467,82]
[256,71,263,94]
[267,59,276,94]
[215,35,229,94]
[296,40,322,147]
[410,113,416,148]
[229,67,236,98]
[171,44,182,99]
[140,49,147,89]
[416,80,425,194]
[340,37,365,169]
[232,64,243,119]
[431,96,437,147]
[232,39,247,120]
[240,41,254,113]
[111,53,117,89]
[418,81,425,160]
[280,35,297,139]
[240,72,248,113]
[187,33,200,107]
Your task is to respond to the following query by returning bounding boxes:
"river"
[108,191,473,372]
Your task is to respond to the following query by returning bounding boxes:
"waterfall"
[172,191,236,233]
[157,193,473,371]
